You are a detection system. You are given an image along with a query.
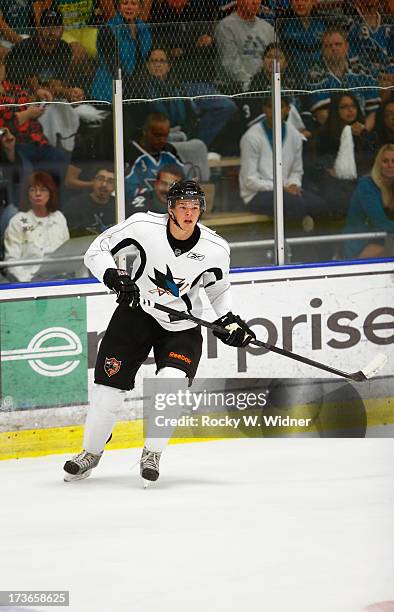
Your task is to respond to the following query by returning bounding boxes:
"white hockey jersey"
[84,212,232,331]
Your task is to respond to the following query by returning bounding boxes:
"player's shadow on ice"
[50,474,235,490]
[131,476,236,490]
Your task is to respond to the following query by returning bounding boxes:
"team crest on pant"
[104,357,122,377]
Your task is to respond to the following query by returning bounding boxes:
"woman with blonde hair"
[4,171,69,282]
[343,144,394,259]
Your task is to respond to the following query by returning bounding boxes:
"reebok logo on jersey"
[187,251,205,261]
[168,352,192,365]
[104,357,122,377]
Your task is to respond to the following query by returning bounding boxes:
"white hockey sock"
[83,384,123,455]
[144,367,189,454]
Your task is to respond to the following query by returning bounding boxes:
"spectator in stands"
[63,164,115,236]
[0,127,32,246]
[215,0,275,93]
[125,112,185,200]
[343,143,394,259]
[34,0,111,61]
[218,0,289,20]
[0,0,41,89]
[3,170,69,282]
[128,107,209,188]
[239,96,324,230]
[5,8,84,103]
[372,98,394,149]
[142,48,193,137]
[0,1,34,66]
[344,0,394,106]
[142,47,237,149]
[128,163,185,215]
[279,0,327,85]
[313,92,375,216]
[0,79,69,185]
[65,111,114,192]
[307,27,381,124]
[148,0,219,83]
[243,44,287,127]
[143,4,239,153]
[91,0,152,102]
[242,43,305,133]
[91,0,153,22]
[5,8,84,157]
[343,0,393,78]
[302,104,330,137]
[249,44,292,95]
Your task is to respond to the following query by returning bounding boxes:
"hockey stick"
[139,298,387,382]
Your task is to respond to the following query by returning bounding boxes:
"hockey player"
[63,180,256,484]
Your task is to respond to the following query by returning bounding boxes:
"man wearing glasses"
[63,164,115,236]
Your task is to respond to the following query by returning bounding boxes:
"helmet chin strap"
[169,209,183,230]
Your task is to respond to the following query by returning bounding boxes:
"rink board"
[1,260,394,458]
[0,397,393,460]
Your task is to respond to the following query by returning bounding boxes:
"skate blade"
[64,469,92,482]
[142,478,152,489]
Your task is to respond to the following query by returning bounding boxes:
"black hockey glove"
[212,312,256,348]
[103,268,140,308]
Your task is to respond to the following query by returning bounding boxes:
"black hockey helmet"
[167,180,206,213]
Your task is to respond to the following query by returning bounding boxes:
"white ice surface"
[1,439,393,612]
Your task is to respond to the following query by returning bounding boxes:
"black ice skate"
[63,450,102,482]
[140,447,161,487]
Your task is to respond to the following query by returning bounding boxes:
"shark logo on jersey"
[148,265,188,297]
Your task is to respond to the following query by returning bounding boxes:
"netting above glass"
[0,8,392,104]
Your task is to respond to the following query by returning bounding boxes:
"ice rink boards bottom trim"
[0,420,219,461]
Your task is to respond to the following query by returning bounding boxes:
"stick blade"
[360,353,388,379]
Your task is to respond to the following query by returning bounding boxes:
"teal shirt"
[343,175,394,259]
[261,118,287,147]
[0,0,34,34]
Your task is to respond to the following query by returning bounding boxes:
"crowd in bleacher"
[0,0,394,282]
